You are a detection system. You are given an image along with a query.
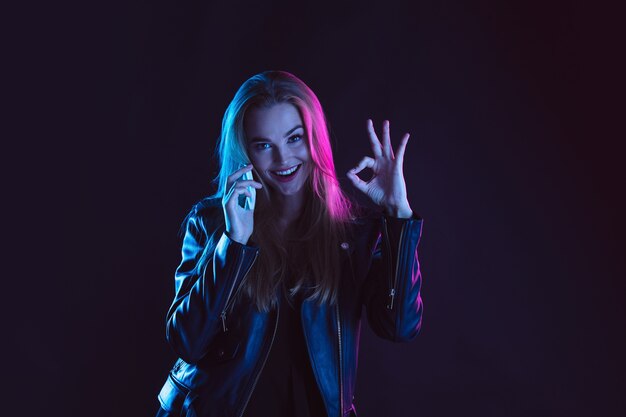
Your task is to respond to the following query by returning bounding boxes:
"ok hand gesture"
[347,120,413,219]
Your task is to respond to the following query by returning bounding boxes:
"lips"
[270,164,302,183]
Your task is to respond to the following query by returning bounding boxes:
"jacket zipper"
[384,217,406,311]
[236,304,280,417]
[221,251,258,332]
[336,302,344,417]
[382,217,395,310]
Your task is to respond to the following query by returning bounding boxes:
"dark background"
[9,0,624,416]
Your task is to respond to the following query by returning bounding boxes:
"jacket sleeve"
[362,213,424,342]
[165,207,259,363]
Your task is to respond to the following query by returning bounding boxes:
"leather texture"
[157,197,424,417]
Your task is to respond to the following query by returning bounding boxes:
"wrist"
[384,205,413,219]
[225,230,250,245]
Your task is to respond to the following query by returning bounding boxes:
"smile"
[270,164,302,182]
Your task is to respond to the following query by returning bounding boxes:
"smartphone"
[238,168,256,210]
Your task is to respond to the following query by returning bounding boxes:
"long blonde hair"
[212,70,355,311]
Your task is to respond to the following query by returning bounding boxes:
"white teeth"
[274,165,299,176]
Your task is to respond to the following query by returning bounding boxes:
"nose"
[272,143,292,165]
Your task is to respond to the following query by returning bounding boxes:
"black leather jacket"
[158,197,424,417]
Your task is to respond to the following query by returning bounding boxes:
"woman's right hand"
[222,164,262,245]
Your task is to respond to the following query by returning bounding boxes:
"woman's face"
[244,102,312,199]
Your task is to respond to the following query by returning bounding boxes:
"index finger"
[226,164,254,190]
[227,164,253,182]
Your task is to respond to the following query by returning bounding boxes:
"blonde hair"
[212,70,355,311]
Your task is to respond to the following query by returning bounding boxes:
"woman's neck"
[273,189,306,236]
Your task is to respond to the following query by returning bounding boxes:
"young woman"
[156,70,424,417]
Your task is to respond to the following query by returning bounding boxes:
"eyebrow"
[248,125,304,143]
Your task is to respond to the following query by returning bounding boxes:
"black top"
[244,286,328,417]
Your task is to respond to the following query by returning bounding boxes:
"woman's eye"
[254,143,271,150]
[288,135,302,143]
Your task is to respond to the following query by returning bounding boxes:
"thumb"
[346,170,368,194]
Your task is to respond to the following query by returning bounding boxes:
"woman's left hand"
[347,119,413,219]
